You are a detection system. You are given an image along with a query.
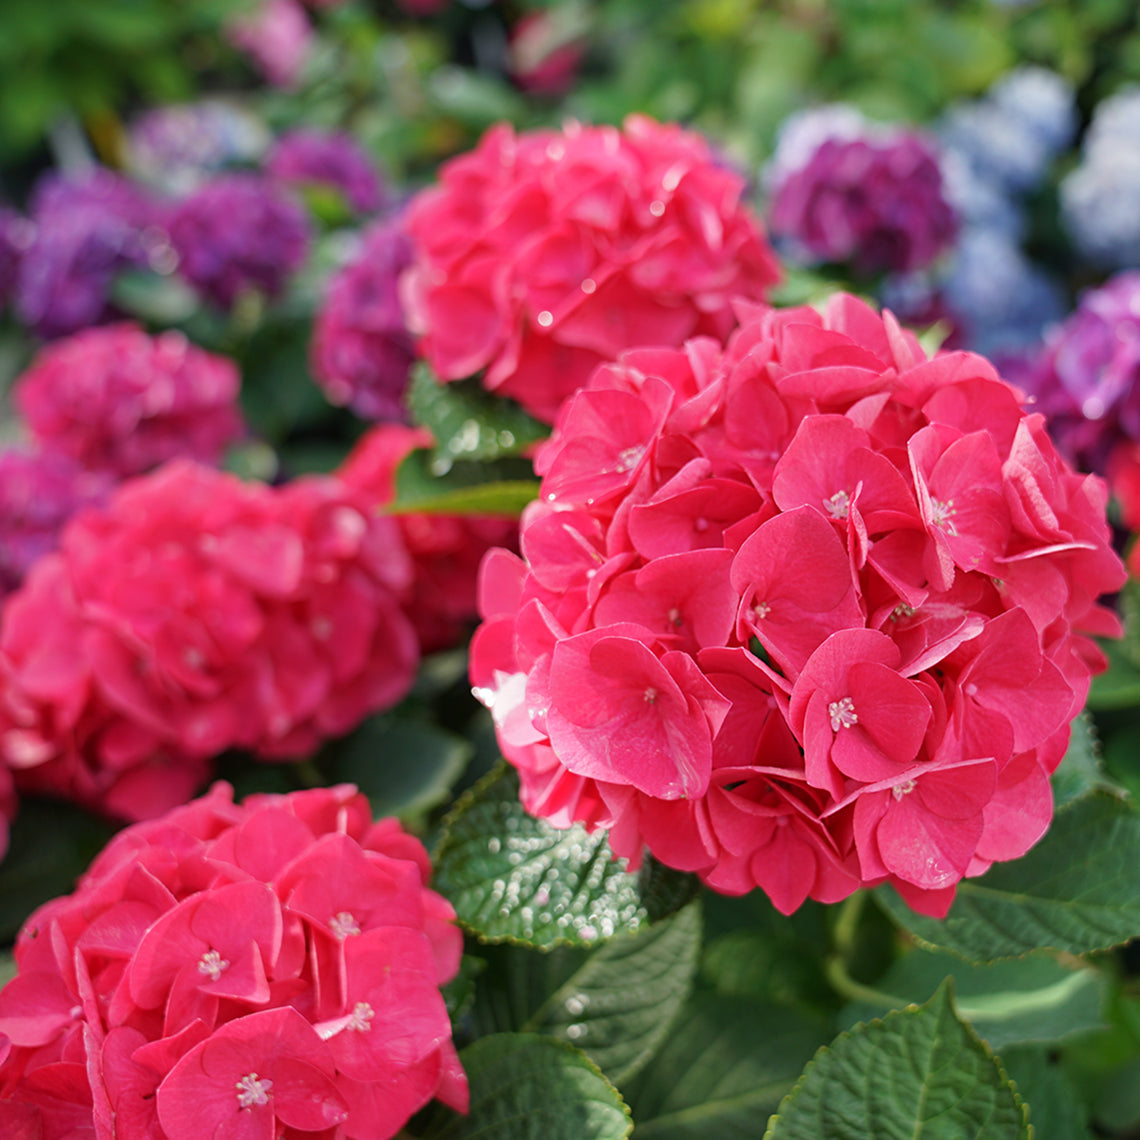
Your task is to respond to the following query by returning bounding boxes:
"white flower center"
[643,687,658,705]
[329,911,361,941]
[616,445,643,473]
[930,497,958,537]
[197,949,229,982]
[892,779,917,801]
[753,601,772,620]
[236,1073,273,1108]
[347,1001,374,1032]
[824,490,851,520]
[828,697,859,732]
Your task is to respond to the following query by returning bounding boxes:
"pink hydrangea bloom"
[227,0,313,88]
[311,219,416,421]
[14,323,245,478]
[471,293,1125,917]
[0,461,418,821]
[0,782,467,1139]
[401,115,781,423]
[338,423,519,653]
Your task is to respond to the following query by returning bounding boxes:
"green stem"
[824,953,907,1011]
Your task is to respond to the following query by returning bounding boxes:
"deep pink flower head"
[767,106,957,275]
[0,782,467,1139]
[168,173,310,309]
[401,115,781,423]
[509,11,587,97]
[312,219,415,420]
[338,423,519,653]
[268,129,388,215]
[14,323,245,478]
[471,293,1124,917]
[227,0,314,88]
[0,461,418,820]
[0,449,112,600]
[1017,271,1140,473]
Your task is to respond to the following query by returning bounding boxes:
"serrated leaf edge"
[762,979,1032,1140]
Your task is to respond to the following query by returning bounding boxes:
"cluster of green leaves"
[385,715,1140,1140]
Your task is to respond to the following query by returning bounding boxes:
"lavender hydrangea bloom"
[127,101,270,196]
[267,129,388,215]
[0,448,113,599]
[941,226,1065,358]
[1017,271,1140,471]
[940,67,1075,194]
[14,169,162,339]
[766,105,956,276]
[310,217,415,420]
[0,208,32,309]
[1061,88,1140,270]
[167,173,310,309]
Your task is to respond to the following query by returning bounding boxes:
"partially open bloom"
[767,106,957,276]
[401,115,780,423]
[268,129,388,215]
[472,294,1124,917]
[311,219,415,420]
[0,782,467,1139]
[339,423,519,653]
[168,173,310,309]
[0,461,418,821]
[14,323,245,477]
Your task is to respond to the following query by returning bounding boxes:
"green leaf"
[877,794,1140,963]
[998,1046,1093,1140]
[1088,637,1140,710]
[840,950,1106,1052]
[764,981,1029,1140]
[1053,711,1123,807]
[623,994,826,1140]
[321,714,472,821]
[0,799,118,943]
[390,447,540,516]
[420,1033,631,1140]
[432,767,683,949]
[510,902,702,1086]
[407,365,549,463]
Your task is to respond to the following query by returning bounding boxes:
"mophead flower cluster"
[0,461,418,821]
[472,293,1125,917]
[401,114,781,423]
[14,322,246,478]
[0,782,467,1140]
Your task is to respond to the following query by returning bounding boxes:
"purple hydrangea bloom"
[1017,270,1140,472]
[14,168,162,339]
[127,100,270,196]
[167,172,311,309]
[267,129,388,215]
[766,106,957,276]
[310,217,415,420]
[0,448,113,599]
